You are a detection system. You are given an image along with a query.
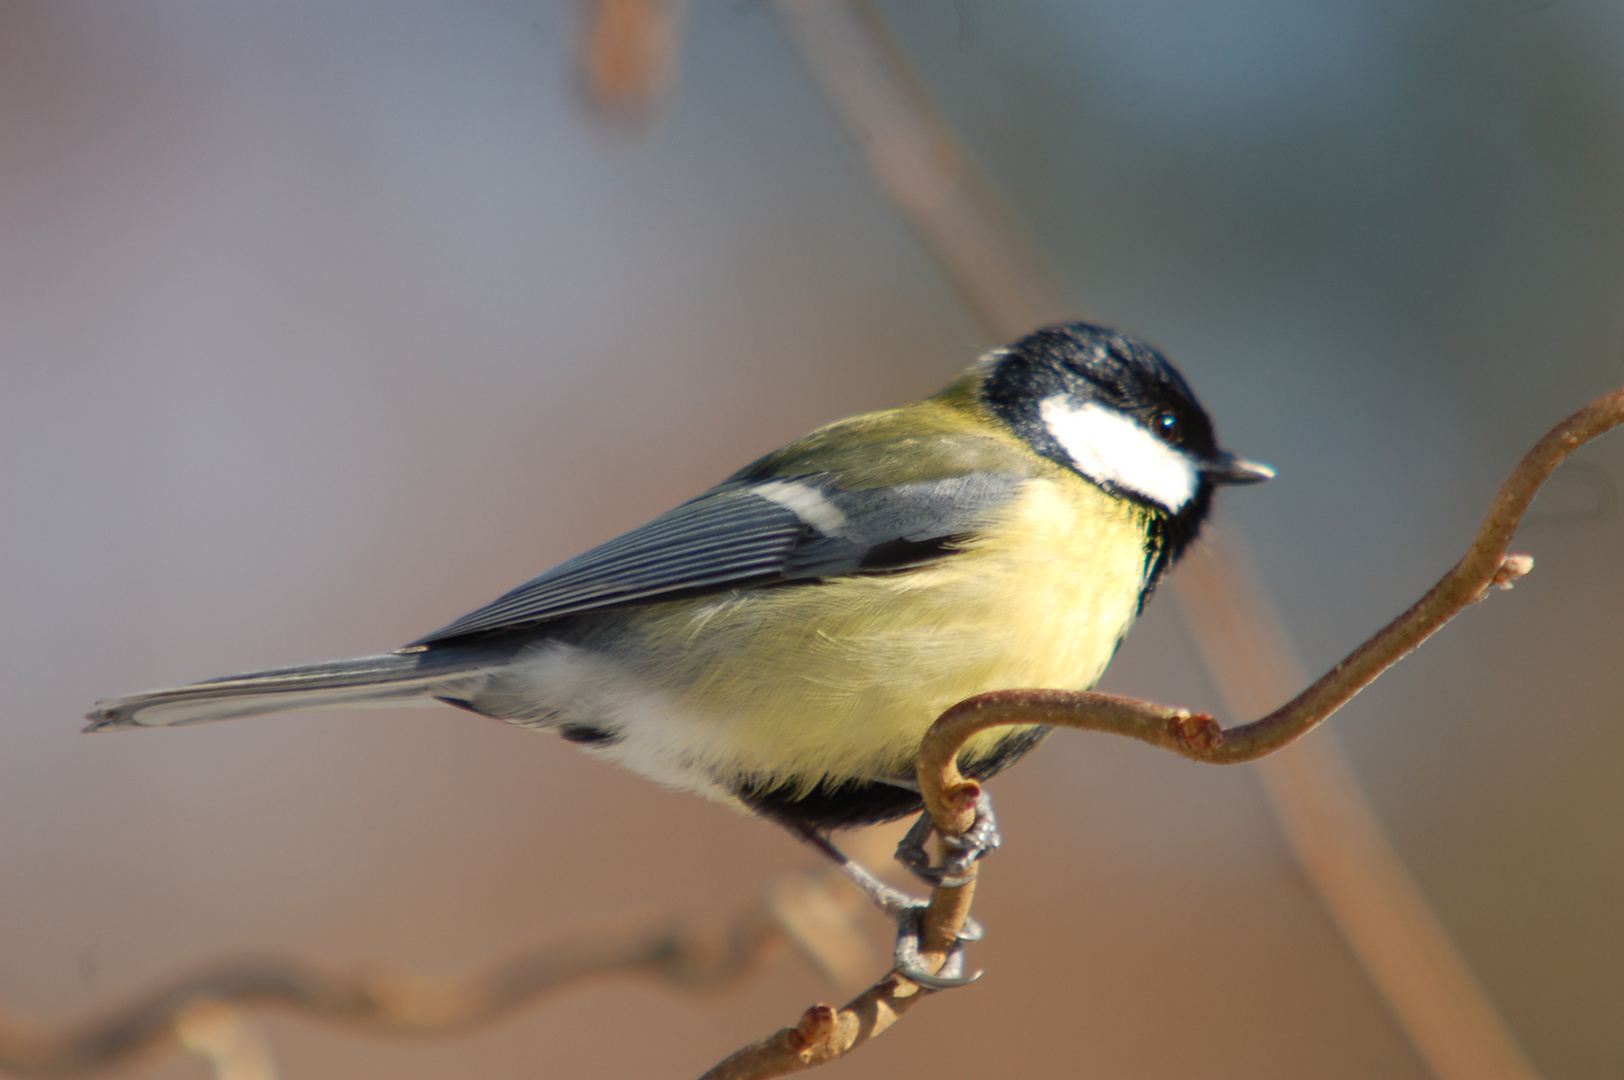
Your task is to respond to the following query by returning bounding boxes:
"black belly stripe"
[733,725,1052,832]
[558,723,623,746]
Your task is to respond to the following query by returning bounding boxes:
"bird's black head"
[979,321,1271,573]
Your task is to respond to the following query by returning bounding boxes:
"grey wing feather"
[413,488,802,642]
[412,473,1024,644]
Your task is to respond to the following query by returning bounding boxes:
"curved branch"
[919,386,1624,834]
[700,385,1624,1078]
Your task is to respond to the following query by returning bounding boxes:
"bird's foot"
[791,826,982,989]
[832,859,982,989]
[894,789,1002,888]
[892,904,982,989]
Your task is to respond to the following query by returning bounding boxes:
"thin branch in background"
[0,866,878,1080]
[766,872,879,994]
[771,2,1553,1076]
[0,893,797,1077]
[579,0,688,127]
[174,1002,277,1080]
[773,0,1070,336]
[1173,526,1540,1080]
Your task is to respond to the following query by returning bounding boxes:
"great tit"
[87,322,1269,875]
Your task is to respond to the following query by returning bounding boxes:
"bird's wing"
[410,472,1023,644]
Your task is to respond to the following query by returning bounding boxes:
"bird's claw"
[893,906,983,989]
[789,819,985,990]
[894,791,1002,888]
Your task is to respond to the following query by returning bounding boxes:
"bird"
[87,321,1270,982]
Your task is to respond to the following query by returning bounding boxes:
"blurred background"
[2,2,1622,1077]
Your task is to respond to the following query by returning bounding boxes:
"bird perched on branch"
[88,321,1269,982]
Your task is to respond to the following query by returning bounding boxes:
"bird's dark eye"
[1153,411,1181,444]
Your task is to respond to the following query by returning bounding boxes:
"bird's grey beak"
[1203,450,1275,485]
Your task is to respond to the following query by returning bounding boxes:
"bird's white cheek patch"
[1039,397,1199,511]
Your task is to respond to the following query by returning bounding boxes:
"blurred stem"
[773,0,1069,338]
[175,1002,277,1080]
[1173,525,1541,1080]
[579,0,687,126]
[0,905,784,1076]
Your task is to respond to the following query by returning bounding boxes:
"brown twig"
[695,965,933,1078]
[0,905,782,1077]
[697,878,975,1080]
[920,386,1624,814]
[700,384,1620,1080]
[700,744,989,1079]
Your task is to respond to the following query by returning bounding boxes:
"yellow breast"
[609,474,1158,793]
